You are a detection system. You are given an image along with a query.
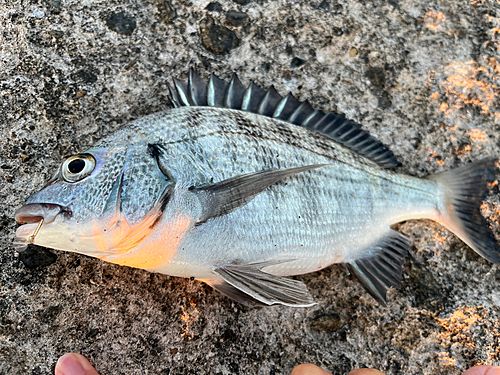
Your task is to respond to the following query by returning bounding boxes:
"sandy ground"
[1,0,500,374]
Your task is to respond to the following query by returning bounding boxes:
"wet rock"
[290,57,306,69]
[404,257,447,313]
[333,26,343,36]
[18,246,58,269]
[310,313,345,333]
[206,2,223,11]
[0,317,14,337]
[219,328,237,342]
[86,328,99,340]
[39,305,62,324]
[75,69,98,84]
[106,12,137,36]
[199,16,240,55]
[319,0,330,11]
[44,0,62,14]
[377,90,392,109]
[365,67,386,89]
[156,0,176,24]
[226,11,248,27]
[49,30,64,38]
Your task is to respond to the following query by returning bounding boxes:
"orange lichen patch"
[466,129,489,150]
[438,306,500,367]
[438,352,456,366]
[487,180,499,189]
[434,228,452,249]
[426,148,445,166]
[439,102,449,113]
[485,14,500,27]
[471,0,500,5]
[467,129,488,143]
[481,201,500,228]
[455,145,472,156]
[438,306,485,347]
[486,57,500,74]
[180,299,199,340]
[439,61,498,117]
[425,11,447,31]
[473,1,500,53]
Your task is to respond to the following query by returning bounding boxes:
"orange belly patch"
[98,213,192,270]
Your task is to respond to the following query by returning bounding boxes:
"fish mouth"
[15,203,71,225]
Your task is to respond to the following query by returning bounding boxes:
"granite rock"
[1,0,500,374]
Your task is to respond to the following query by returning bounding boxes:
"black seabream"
[15,69,500,307]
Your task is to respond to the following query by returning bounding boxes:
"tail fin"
[430,159,500,263]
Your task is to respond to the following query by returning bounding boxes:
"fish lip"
[14,203,71,225]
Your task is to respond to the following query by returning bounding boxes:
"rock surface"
[1,0,500,374]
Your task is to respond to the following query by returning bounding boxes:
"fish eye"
[61,154,96,183]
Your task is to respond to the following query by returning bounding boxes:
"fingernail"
[55,353,86,375]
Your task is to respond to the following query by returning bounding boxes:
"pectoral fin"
[192,164,327,225]
[346,229,412,306]
[213,263,316,307]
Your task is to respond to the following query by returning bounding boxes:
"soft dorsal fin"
[167,69,400,168]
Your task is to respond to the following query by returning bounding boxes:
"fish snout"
[15,203,66,225]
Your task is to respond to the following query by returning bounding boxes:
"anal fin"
[213,263,316,307]
[346,229,411,306]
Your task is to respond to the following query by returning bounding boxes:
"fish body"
[15,71,500,307]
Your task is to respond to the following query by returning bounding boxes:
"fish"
[14,69,500,307]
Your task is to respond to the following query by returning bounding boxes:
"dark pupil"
[68,159,86,174]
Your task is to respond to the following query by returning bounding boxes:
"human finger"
[348,369,386,375]
[291,363,332,374]
[462,366,500,375]
[55,353,100,375]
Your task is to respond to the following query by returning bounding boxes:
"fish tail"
[430,159,500,263]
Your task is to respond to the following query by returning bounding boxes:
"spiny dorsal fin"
[208,73,228,107]
[188,69,208,106]
[225,73,246,109]
[169,69,400,168]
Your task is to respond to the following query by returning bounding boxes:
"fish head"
[14,143,175,258]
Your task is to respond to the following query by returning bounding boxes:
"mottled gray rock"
[1,0,500,374]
